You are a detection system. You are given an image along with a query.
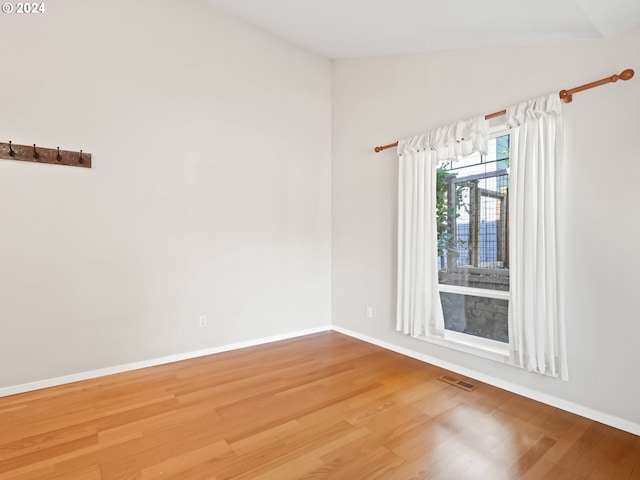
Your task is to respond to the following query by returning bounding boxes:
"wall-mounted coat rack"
[0,141,92,168]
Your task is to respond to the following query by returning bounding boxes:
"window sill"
[416,330,511,364]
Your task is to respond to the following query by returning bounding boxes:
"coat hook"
[33,144,39,159]
[57,147,62,161]
[79,150,83,164]
[9,141,16,157]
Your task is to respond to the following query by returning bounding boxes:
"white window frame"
[419,126,512,363]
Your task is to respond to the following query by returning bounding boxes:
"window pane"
[440,292,509,343]
[437,135,510,292]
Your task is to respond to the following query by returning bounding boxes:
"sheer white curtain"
[506,94,569,380]
[396,116,488,338]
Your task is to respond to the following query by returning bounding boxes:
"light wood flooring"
[0,332,638,479]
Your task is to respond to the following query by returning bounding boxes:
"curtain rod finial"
[374,141,399,153]
[619,69,634,81]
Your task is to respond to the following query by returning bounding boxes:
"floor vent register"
[438,374,478,392]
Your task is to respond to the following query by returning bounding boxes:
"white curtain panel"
[396,116,488,338]
[396,148,442,337]
[506,94,569,380]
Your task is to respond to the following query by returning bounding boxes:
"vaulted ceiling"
[201,0,640,59]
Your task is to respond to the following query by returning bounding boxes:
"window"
[436,133,510,351]
[397,100,565,377]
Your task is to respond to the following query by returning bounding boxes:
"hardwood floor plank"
[228,420,301,456]
[0,432,97,475]
[52,464,102,480]
[139,440,233,479]
[220,420,371,480]
[234,451,325,480]
[0,425,97,464]
[321,445,405,480]
[0,466,57,480]
[0,332,637,479]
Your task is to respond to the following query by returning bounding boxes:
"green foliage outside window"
[436,164,460,268]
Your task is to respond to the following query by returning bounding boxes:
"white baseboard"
[0,325,332,398]
[331,326,640,437]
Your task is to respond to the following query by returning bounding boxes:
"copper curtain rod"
[374,68,635,153]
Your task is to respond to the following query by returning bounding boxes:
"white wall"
[0,0,332,387]
[332,28,640,428]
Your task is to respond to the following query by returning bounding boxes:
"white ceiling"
[200,0,640,59]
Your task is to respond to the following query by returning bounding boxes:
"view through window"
[437,134,510,344]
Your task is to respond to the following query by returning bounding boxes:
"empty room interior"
[1,0,640,478]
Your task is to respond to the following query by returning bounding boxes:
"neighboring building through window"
[437,134,510,348]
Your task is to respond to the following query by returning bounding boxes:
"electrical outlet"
[199,316,208,328]
[366,307,373,318]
